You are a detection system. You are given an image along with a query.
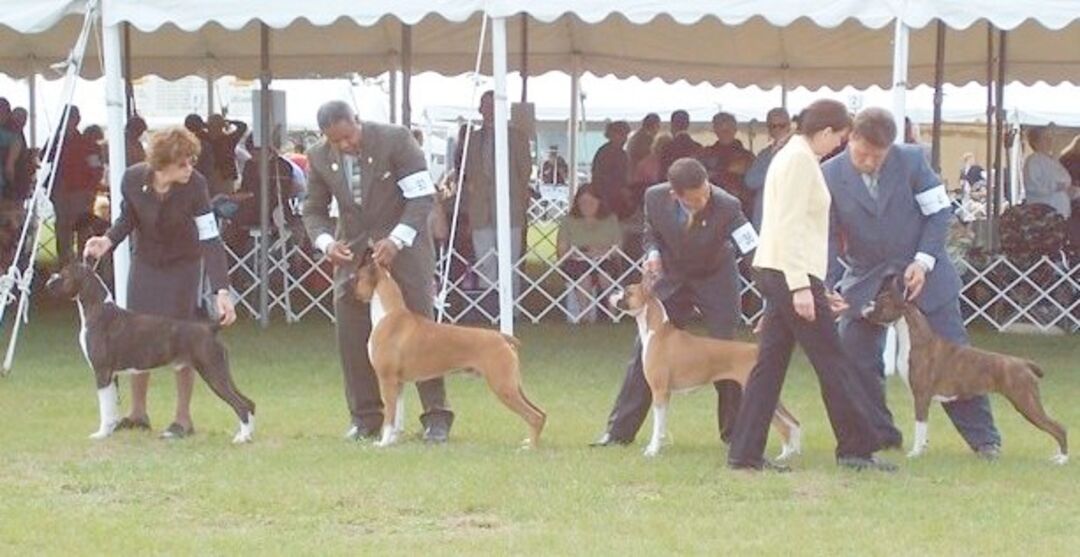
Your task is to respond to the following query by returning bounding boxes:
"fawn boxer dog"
[352,254,546,449]
[46,261,255,443]
[862,274,1067,464]
[608,280,802,458]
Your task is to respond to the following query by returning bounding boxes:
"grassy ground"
[0,303,1077,555]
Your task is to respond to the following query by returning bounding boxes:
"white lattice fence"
[219,201,1078,333]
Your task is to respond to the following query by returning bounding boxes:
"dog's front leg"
[643,403,668,457]
[90,373,120,440]
[374,377,402,448]
[909,393,932,458]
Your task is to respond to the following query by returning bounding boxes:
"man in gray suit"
[823,107,1000,457]
[303,100,453,443]
[592,158,759,446]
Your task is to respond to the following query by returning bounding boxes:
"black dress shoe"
[728,459,792,473]
[344,424,379,442]
[837,455,899,473]
[422,422,451,444]
[588,433,632,447]
[975,444,1001,461]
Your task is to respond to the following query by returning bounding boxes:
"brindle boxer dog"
[46,261,255,444]
[862,274,1067,464]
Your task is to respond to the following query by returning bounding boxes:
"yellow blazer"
[753,134,831,291]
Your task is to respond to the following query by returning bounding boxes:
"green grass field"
[0,302,1077,555]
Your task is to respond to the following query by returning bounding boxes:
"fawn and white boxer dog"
[46,261,255,443]
[608,280,802,459]
[352,254,546,449]
[862,274,1067,464]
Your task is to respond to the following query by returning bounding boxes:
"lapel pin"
[367,157,373,165]
[330,162,339,172]
[381,171,391,180]
[141,184,149,193]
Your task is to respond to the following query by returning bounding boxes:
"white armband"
[730,222,759,254]
[397,171,436,199]
[914,185,950,216]
[195,213,220,240]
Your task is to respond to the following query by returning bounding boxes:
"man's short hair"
[712,112,736,127]
[316,100,356,132]
[643,113,661,127]
[852,107,898,148]
[671,110,691,132]
[766,107,790,122]
[1026,126,1048,147]
[667,158,708,193]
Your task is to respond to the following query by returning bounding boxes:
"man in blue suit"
[822,107,1001,458]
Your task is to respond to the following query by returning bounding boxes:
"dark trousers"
[54,189,95,265]
[838,301,1000,450]
[603,282,743,443]
[333,253,453,433]
[728,270,881,466]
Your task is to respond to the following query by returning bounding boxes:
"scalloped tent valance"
[2,1,1077,86]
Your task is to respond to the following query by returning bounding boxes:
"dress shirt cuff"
[914,252,936,272]
[787,272,811,292]
[389,224,417,248]
[315,233,335,254]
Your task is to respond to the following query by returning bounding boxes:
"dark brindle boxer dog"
[862,274,1067,464]
[46,261,255,443]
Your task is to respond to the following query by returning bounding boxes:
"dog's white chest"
[75,299,91,366]
[367,292,387,360]
[893,317,912,388]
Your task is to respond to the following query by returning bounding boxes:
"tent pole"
[890,19,910,146]
[991,29,1007,251]
[520,15,529,103]
[258,23,271,327]
[569,56,580,191]
[103,7,130,308]
[491,16,514,335]
[27,76,36,148]
[985,25,995,249]
[931,21,946,174]
[402,24,412,128]
[206,74,215,118]
[123,22,134,119]
[389,71,398,124]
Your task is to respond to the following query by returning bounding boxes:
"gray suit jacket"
[822,144,959,317]
[302,121,435,302]
[644,183,755,301]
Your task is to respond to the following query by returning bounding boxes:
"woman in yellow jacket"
[727,100,895,473]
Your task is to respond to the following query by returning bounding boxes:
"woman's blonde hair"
[147,126,201,171]
[652,132,673,156]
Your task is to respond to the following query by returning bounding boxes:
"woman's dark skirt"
[127,256,202,320]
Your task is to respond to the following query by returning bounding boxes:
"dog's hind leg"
[481,355,546,449]
[772,402,802,462]
[194,350,256,444]
[1004,384,1068,464]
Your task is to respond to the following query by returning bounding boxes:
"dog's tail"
[501,334,521,351]
[1027,361,1044,378]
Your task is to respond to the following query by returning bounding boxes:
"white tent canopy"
[3,1,1077,87]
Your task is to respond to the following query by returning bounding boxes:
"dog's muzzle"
[45,273,62,292]
[608,290,626,311]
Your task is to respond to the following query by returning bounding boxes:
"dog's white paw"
[88,429,112,440]
[776,444,800,462]
[232,430,253,444]
[643,445,661,458]
[1051,453,1069,465]
[374,431,398,448]
[518,438,535,451]
[907,448,926,459]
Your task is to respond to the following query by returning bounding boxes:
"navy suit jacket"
[822,144,960,318]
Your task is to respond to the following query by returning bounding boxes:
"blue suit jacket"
[822,145,960,317]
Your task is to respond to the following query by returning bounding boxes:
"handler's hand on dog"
[83,236,112,260]
[325,241,354,266]
[825,291,849,315]
[793,288,816,322]
[216,290,236,326]
[372,238,400,266]
[904,262,927,301]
